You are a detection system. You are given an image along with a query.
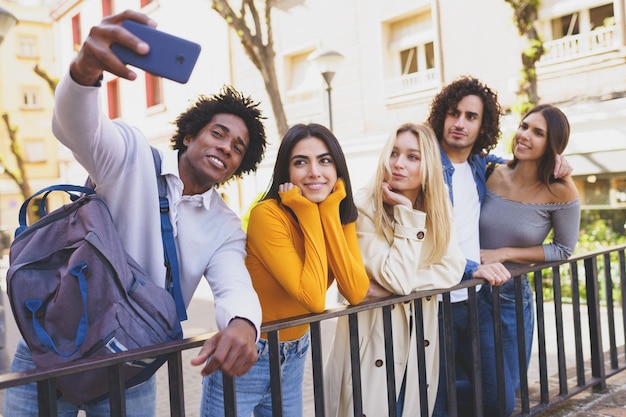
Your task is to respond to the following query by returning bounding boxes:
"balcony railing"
[384,69,439,98]
[1,243,626,416]
[540,25,619,64]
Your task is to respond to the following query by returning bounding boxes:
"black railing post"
[348,312,363,417]
[37,379,57,417]
[441,292,457,417]
[107,363,126,417]
[309,321,326,417]
[491,285,509,416]
[268,330,283,416]
[534,269,549,404]
[619,250,626,361]
[553,266,568,396]
[412,297,429,417]
[467,286,483,417]
[513,276,529,412]
[570,260,586,387]
[603,253,618,369]
[382,305,397,417]
[584,256,607,392]
[168,351,185,417]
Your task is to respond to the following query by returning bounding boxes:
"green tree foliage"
[505,0,544,114]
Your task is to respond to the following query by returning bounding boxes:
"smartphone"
[111,20,201,84]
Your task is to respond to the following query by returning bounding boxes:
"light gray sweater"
[51,72,261,334]
[479,189,581,271]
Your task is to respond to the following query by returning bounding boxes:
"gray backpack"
[6,148,185,406]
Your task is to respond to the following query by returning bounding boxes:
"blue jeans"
[3,338,156,417]
[487,275,535,391]
[433,290,515,417]
[201,331,309,417]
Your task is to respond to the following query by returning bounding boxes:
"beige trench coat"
[324,192,465,417]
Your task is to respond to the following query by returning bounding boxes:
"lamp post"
[308,49,344,131]
[0,7,18,46]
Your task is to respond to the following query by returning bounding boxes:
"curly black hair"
[170,85,267,180]
[427,76,503,155]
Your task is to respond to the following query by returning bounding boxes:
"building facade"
[0,0,58,240]
[6,0,624,233]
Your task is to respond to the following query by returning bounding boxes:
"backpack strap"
[150,147,187,322]
[15,185,95,238]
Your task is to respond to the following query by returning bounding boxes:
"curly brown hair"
[427,76,503,155]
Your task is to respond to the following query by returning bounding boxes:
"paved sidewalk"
[535,370,626,417]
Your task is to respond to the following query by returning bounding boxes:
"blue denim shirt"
[439,144,504,280]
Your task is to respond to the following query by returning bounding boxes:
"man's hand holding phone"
[111,20,201,83]
[70,10,200,86]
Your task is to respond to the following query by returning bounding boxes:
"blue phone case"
[111,20,201,84]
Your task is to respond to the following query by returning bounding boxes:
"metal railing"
[1,243,625,416]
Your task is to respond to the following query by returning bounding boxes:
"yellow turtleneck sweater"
[245,180,369,341]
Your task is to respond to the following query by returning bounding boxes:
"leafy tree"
[505,0,544,114]
[210,0,289,136]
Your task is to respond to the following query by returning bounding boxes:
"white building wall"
[47,0,626,214]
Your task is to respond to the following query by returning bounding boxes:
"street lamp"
[0,7,18,46]
[308,49,344,131]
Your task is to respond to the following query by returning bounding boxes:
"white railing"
[384,68,439,98]
[540,25,619,64]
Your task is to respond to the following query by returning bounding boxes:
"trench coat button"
[417,231,425,240]
[424,340,430,347]
[375,359,383,367]
[426,296,432,301]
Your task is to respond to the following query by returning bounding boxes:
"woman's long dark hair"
[262,123,358,224]
[508,104,570,186]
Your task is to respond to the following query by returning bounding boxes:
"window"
[583,178,611,206]
[389,11,434,72]
[21,87,42,109]
[145,73,163,108]
[398,41,435,74]
[614,178,626,205]
[17,36,38,58]
[399,48,417,75]
[24,139,47,163]
[282,50,323,122]
[542,2,617,63]
[550,2,614,39]
[72,13,82,51]
[384,10,438,97]
[589,3,615,30]
[102,0,113,17]
[424,42,435,69]
[107,79,120,119]
[285,50,319,96]
[552,13,580,39]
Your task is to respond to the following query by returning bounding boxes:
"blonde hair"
[364,123,451,265]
